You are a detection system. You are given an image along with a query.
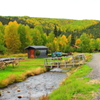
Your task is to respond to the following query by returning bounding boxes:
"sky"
[0,0,100,20]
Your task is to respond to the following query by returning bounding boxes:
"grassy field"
[0,58,44,80]
[0,55,46,88]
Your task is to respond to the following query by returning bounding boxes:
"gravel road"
[87,53,100,100]
[87,53,100,79]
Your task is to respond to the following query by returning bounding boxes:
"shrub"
[35,50,40,56]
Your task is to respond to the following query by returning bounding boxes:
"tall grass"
[0,53,27,58]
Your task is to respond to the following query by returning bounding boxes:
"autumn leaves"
[0,19,100,54]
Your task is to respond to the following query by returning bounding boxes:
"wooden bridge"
[44,54,85,69]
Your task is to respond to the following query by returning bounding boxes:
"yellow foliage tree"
[58,35,68,51]
[0,22,3,25]
[4,21,21,53]
[75,39,81,46]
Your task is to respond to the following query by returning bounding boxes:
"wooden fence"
[44,54,85,69]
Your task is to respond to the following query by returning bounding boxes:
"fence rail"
[44,54,85,69]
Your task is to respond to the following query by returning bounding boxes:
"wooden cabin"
[25,46,48,58]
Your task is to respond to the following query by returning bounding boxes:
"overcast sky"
[0,0,100,20]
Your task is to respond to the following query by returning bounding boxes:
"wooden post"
[82,55,85,64]
[72,56,74,67]
[79,55,80,65]
[57,62,59,68]
[65,61,67,67]
[44,59,47,67]
[44,59,46,67]
[50,59,53,69]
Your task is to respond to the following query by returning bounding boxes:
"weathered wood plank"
[0,57,20,69]
[0,57,16,62]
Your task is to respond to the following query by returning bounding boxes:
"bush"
[35,50,40,56]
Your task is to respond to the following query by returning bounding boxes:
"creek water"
[0,71,67,100]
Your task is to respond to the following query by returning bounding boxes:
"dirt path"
[87,53,100,79]
[87,53,100,100]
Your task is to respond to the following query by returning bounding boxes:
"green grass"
[0,58,44,81]
[47,64,100,100]
[41,53,100,100]
[0,57,47,88]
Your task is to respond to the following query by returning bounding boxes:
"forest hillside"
[0,16,100,54]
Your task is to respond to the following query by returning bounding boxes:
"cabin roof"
[25,46,48,49]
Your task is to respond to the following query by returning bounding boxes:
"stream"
[0,71,67,100]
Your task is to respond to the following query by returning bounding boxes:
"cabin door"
[30,50,34,58]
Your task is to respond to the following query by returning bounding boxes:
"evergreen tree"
[0,30,6,54]
[71,34,75,46]
[57,28,62,36]
[54,25,58,37]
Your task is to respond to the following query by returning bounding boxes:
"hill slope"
[0,16,100,37]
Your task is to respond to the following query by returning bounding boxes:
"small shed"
[25,46,48,58]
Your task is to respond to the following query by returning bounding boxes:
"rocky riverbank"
[0,72,67,100]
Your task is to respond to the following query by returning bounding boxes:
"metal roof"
[25,46,48,49]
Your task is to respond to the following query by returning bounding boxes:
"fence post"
[65,61,66,67]
[72,55,74,67]
[50,59,53,69]
[78,55,80,65]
